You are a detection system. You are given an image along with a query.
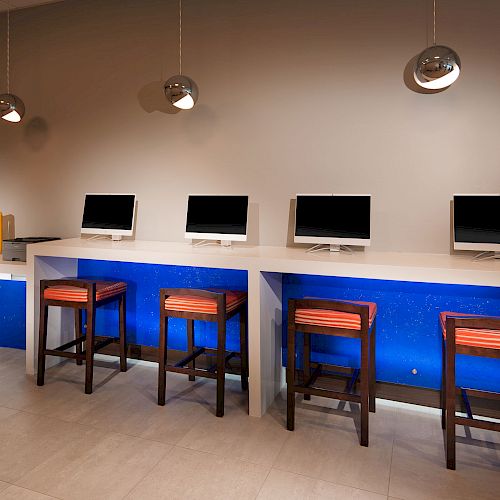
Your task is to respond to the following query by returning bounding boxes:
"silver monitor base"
[306,244,352,254]
[472,251,500,262]
[193,239,232,248]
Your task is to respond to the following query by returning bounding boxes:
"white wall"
[0,0,499,252]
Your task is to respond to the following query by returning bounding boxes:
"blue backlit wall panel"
[282,275,500,392]
[0,280,26,349]
[77,260,247,352]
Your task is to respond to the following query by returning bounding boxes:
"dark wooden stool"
[37,279,128,394]
[158,288,248,417]
[440,311,500,470]
[287,298,377,446]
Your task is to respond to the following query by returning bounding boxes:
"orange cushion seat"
[440,312,500,350]
[44,281,127,303]
[295,300,377,330]
[165,290,247,315]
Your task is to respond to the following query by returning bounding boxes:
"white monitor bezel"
[453,193,500,252]
[184,194,249,242]
[80,193,137,237]
[294,193,371,247]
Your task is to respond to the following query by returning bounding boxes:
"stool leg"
[441,337,446,430]
[287,325,296,431]
[239,307,249,392]
[445,339,456,470]
[360,334,370,447]
[74,309,83,366]
[119,294,127,372]
[369,322,376,413]
[303,333,311,401]
[37,300,48,386]
[84,303,96,395]
[158,313,168,406]
[187,319,195,382]
[216,317,227,417]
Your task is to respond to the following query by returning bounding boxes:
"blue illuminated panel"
[77,260,247,352]
[283,275,500,392]
[0,280,26,349]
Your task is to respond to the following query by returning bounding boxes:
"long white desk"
[26,238,500,417]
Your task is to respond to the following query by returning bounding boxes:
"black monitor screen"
[82,194,135,231]
[454,195,500,244]
[295,195,371,239]
[186,196,248,235]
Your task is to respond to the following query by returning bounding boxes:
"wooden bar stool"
[287,298,377,446]
[158,288,248,417]
[37,279,128,394]
[440,311,500,470]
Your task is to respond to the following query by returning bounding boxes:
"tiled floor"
[0,348,498,500]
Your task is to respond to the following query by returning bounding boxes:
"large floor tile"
[257,469,387,499]
[389,436,500,500]
[74,369,209,445]
[176,406,289,466]
[0,412,96,483]
[274,420,393,495]
[125,446,270,500]
[0,485,57,500]
[15,431,171,500]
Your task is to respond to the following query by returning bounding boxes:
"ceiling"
[0,0,64,12]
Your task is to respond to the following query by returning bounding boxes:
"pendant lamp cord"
[433,0,436,46]
[6,5,10,93]
[179,0,182,74]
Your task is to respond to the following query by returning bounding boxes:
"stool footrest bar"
[455,416,500,432]
[175,347,206,368]
[207,352,237,373]
[292,385,362,403]
[54,336,86,352]
[165,365,218,379]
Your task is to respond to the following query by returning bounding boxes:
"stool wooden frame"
[37,279,127,394]
[158,288,249,418]
[287,299,376,447]
[441,315,500,470]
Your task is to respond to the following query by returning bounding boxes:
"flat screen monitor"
[185,195,249,242]
[294,194,371,247]
[81,193,136,239]
[453,194,500,252]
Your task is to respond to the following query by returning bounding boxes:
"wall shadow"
[23,117,50,152]
[246,202,260,246]
[286,198,298,248]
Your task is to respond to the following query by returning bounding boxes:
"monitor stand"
[472,251,500,261]
[306,244,353,254]
[193,240,232,248]
[84,234,123,242]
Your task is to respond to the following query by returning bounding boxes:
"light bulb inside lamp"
[173,93,195,110]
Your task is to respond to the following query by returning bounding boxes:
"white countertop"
[26,238,500,287]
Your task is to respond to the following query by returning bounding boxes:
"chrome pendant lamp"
[414,0,461,90]
[164,0,198,110]
[0,5,25,123]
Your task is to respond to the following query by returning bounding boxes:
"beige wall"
[0,0,499,252]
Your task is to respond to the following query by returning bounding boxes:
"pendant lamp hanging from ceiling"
[0,6,25,123]
[414,0,460,90]
[164,0,198,110]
